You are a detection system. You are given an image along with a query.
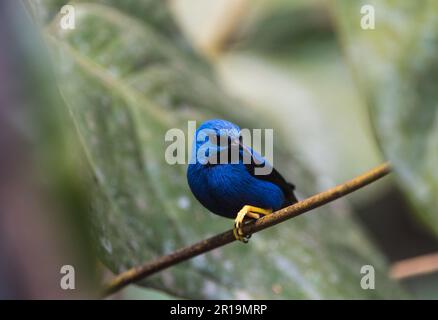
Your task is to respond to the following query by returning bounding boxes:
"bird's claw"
[233,227,251,243]
[233,205,272,243]
[233,213,254,243]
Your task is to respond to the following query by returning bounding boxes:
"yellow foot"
[233,205,272,243]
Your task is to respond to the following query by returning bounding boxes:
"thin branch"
[389,252,438,280]
[102,162,391,297]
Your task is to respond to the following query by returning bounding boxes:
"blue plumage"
[187,119,297,219]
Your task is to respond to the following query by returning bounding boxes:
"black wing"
[244,160,298,207]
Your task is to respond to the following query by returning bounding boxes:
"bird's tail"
[282,182,298,208]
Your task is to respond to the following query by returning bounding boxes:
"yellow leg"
[233,205,272,243]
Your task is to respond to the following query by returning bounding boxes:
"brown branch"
[389,252,438,280]
[101,162,391,297]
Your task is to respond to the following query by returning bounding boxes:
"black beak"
[238,139,263,165]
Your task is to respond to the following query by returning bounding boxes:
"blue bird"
[187,119,298,242]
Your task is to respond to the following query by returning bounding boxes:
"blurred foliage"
[30,0,181,40]
[0,0,97,297]
[208,0,385,198]
[32,0,411,298]
[235,1,334,54]
[121,285,178,300]
[401,273,438,300]
[334,0,438,235]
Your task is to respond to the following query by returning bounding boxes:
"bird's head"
[191,119,244,165]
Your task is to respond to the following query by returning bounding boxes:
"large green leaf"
[334,0,438,234]
[39,1,407,298]
[31,0,181,39]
